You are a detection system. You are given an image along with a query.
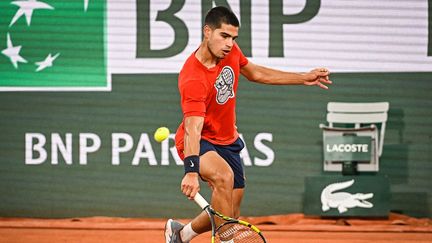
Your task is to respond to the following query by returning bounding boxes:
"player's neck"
[195,42,220,69]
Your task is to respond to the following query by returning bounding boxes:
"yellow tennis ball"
[154,127,170,142]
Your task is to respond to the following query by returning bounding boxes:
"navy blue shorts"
[199,137,245,189]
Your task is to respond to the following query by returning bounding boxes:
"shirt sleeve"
[180,79,208,117]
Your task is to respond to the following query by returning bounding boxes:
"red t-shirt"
[175,43,248,159]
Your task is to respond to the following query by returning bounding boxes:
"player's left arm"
[240,61,332,89]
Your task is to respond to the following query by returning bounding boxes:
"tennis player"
[165,6,332,243]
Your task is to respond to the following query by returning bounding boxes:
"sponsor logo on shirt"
[214,66,235,104]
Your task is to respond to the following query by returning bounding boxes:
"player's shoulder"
[178,54,207,88]
[180,52,197,70]
[180,54,204,78]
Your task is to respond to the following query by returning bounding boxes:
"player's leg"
[223,137,246,219]
[174,150,233,243]
[189,150,235,233]
[167,150,232,243]
[166,138,244,243]
[232,188,244,219]
[181,136,246,240]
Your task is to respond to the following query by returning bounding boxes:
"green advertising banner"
[0,73,430,219]
[0,0,107,90]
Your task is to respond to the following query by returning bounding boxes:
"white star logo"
[9,0,54,27]
[1,33,28,69]
[84,0,89,12]
[35,53,60,72]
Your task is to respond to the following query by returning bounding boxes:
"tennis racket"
[194,192,266,243]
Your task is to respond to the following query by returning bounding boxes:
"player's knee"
[210,171,234,191]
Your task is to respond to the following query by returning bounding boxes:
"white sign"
[108,0,432,75]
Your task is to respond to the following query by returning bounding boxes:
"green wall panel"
[0,72,431,218]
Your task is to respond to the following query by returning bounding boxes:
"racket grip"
[194,192,210,209]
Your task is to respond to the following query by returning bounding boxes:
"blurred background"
[0,0,430,219]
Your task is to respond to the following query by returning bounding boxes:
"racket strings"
[215,223,264,243]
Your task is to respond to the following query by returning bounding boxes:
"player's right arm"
[181,115,204,200]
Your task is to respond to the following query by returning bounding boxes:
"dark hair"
[204,6,240,29]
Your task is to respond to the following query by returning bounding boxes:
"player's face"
[206,23,239,59]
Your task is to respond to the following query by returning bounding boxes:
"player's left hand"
[304,68,332,89]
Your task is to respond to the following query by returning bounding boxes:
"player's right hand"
[181,172,200,200]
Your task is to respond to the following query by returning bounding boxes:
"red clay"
[0,213,430,243]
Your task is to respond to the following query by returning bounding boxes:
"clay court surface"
[1,213,430,243]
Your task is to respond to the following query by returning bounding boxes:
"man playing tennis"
[165,6,332,243]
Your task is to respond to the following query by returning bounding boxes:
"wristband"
[184,155,200,174]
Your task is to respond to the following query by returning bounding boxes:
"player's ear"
[203,25,212,39]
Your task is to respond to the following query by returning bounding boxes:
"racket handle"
[194,192,210,209]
